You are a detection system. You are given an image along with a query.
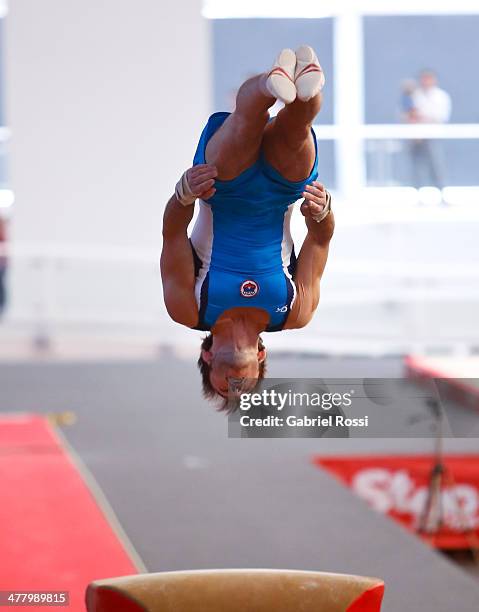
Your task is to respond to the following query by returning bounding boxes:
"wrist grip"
[311,191,332,223]
[175,171,196,206]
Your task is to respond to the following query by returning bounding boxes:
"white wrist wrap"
[175,171,196,207]
[312,191,332,223]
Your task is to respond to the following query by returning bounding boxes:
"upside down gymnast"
[161,46,335,406]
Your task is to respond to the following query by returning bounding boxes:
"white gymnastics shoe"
[294,45,325,102]
[265,48,297,105]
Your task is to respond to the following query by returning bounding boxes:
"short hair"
[197,333,267,412]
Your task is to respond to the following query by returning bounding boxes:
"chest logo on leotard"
[240,280,259,298]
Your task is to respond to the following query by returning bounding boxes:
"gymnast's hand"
[300,181,327,219]
[185,164,218,201]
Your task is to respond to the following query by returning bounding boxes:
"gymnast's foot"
[294,45,325,102]
[265,48,297,105]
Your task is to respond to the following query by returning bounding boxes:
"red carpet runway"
[0,414,141,611]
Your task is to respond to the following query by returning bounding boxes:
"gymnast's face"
[202,346,266,399]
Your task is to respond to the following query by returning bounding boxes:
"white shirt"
[412,86,452,124]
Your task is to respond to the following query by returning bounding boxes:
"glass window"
[364,15,479,124]
[366,139,479,188]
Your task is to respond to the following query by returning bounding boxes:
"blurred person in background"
[404,70,452,202]
[399,79,419,123]
[0,214,7,318]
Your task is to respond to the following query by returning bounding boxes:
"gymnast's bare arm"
[284,183,335,330]
[160,164,217,328]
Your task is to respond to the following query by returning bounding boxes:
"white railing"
[312,122,479,200]
[314,123,479,140]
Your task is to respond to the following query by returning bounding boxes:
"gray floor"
[1,355,479,611]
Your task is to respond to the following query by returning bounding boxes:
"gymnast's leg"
[205,49,298,181]
[262,46,324,182]
[205,76,274,181]
[262,93,322,182]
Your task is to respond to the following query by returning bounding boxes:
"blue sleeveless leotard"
[190,112,318,332]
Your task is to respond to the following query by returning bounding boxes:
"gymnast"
[161,46,335,405]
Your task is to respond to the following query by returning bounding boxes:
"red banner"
[313,454,479,549]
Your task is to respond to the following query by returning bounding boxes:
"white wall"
[6,0,210,248]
